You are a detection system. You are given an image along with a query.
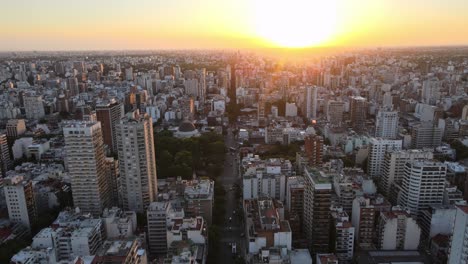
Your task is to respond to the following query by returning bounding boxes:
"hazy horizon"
[2,0,468,51]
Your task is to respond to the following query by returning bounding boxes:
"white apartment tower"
[368,138,402,179]
[398,161,446,217]
[4,175,37,230]
[375,110,398,139]
[116,111,157,213]
[380,149,434,196]
[377,207,420,250]
[63,121,111,216]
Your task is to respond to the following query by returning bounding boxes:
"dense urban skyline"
[1,0,468,51]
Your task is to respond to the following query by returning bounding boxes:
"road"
[216,128,244,263]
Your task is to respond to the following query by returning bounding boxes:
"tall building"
[4,175,37,230]
[380,150,433,196]
[63,121,110,216]
[0,134,12,177]
[197,68,206,104]
[6,119,26,142]
[286,176,306,247]
[367,138,402,179]
[304,134,323,167]
[116,111,157,213]
[350,96,367,131]
[461,105,468,120]
[448,205,468,264]
[376,207,421,250]
[352,195,392,249]
[422,77,440,105]
[104,157,120,207]
[326,100,344,126]
[303,167,332,253]
[125,67,134,81]
[398,161,446,217]
[331,208,355,263]
[23,94,45,120]
[96,99,124,153]
[411,123,443,149]
[375,110,398,139]
[305,86,318,119]
[147,202,170,256]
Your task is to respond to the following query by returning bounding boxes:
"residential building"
[326,100,344,126]
[304,134,323,167]
[375,110,398,139]
[398,161,446,217]
[116,111,157,213]
[23,94,45,120]
[331,208,355,262]
[305,86,318,119]
[448,205,468,264]
[367,138,402,179]
[380,149,433,196]
[350,96,367,131]
[63,121,111,216]
[4,175,37,230]
[303,167,332,253]
[0,133,12,177]
[96,99,124,153]
[376,207,421,250]
[147,202,170,256]
[411,123,443,149]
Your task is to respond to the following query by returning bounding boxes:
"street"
[216,128,244,263]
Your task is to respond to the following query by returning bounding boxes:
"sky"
[1,0,467,51]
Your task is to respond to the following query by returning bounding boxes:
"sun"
[253,0,339,48]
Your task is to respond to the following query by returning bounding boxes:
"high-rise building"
[286,176,306,247]
[350,96,367,131]
[411,123,443,149]
[4,175,37,230]
[376,207,421,250]
[63,121,111,216]
[380,149,433,196]
[352,195,392,249]
[6,119,26,141]
[147,202,170,256]
[23,94,45,120]
[104,157,120,207]
[398,161,446,217]
[116,111,157,213]
[125,67,134,81]
[96,99,124,154]
[326,100,344,126]
[304,134,323,167]
[368,138,402,179]
[0,133,12,177]
[305,86,318,119]
[447,204,468,264]
[461,105,468,120]
[375,110,399,139]
[197,68,206,104]
[422,77,440,105]
[303,167,332,253]
[285,102,298,117]
[331,208,355,262]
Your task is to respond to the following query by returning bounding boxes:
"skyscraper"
[375,110,398,139]
[116,111,157,213]
[350,96,368,131]
[96,99,124,154]
[63,121,111,216]
[305,86,318,119]
[398,161,446,218]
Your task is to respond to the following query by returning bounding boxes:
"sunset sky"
[1,0,467,51]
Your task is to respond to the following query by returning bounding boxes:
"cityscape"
[1,1,468,264]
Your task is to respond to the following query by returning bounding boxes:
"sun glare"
[253,0,339,48]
